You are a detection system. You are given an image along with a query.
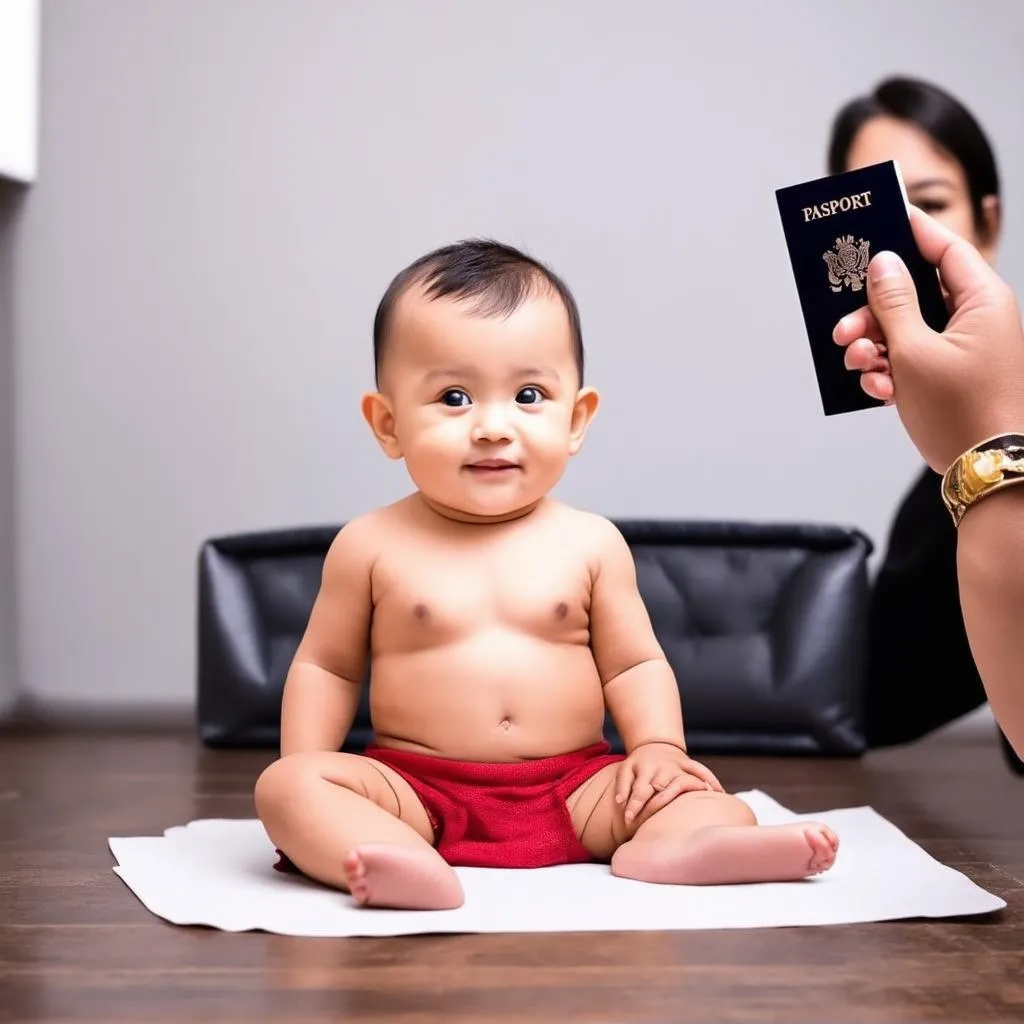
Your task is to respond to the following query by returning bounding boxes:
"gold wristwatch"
[941,433,1024,527]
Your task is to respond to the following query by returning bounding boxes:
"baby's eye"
[441,389,471,407]
[516,386,544,405]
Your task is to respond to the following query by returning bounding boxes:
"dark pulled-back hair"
[827,76,1000,240]
[372,239,584,387]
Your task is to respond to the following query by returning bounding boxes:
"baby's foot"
[612,822,839,886]
[343,844,465,910]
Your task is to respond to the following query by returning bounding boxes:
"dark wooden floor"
[0,726,1021,1024]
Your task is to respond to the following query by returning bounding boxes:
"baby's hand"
[615,742,724,826]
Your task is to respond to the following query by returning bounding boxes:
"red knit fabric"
[271,742,625,875]
[363,741,624,868]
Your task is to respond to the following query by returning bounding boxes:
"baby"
[254,240,838,910]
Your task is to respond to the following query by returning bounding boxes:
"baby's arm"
[588,519,721,819]
[587,519,687,752]
[279,520,374,757]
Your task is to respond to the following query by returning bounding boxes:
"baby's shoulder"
[547,503,628,558]
[325,505,400,567]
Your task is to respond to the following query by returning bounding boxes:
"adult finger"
[860,370,894,403]
[844,338,889,373]
[833,306,885,347]
[908,205,996,310]
[865,251,927,353]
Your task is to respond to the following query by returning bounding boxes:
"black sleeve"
[864,465,988,747]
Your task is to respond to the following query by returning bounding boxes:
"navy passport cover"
[776,160,948,415]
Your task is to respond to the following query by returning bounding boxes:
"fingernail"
[833,313,861,344]
[869,251,905,282]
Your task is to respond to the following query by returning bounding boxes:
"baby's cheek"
[414,419,466,451]
[533,414,573,446]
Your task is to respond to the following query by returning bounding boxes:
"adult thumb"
[865,251,926,352]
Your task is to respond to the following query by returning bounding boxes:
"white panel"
[0,0,40,183]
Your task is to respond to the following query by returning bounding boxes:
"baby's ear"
[361,392,402,459]
[568,386,600,455]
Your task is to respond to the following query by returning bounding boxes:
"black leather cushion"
[197,520,872,756]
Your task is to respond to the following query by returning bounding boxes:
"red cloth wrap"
[362,741,624,868]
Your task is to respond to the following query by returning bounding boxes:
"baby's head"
[362,240,599,522]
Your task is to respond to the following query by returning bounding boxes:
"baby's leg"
[254,752,463,910]
[610,791,838,885]
[567,765,838,885]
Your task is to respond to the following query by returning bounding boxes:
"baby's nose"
[471,406,514,442]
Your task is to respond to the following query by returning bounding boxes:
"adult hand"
[832,205,1024,472]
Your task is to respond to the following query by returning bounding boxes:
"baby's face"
[367,286,597,521]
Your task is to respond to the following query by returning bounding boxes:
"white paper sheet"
[108,790,1005,937]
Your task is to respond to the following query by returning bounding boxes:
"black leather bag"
[197,520,872,756]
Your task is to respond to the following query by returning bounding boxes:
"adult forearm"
[279,660,363,757]
[603,658,688,752]
[956,488,1024,757]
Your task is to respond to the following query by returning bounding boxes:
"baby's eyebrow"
[423,367,474,383]
[421,366,560,384]
[516,367,559,382]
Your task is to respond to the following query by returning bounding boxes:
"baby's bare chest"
[370,543,592,639]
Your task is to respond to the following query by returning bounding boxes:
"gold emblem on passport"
[823,235,871,293]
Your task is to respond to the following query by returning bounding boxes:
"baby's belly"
[368,632,607,762]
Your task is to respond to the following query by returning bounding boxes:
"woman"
[827,76,1022,771]
[833,198,1024,761]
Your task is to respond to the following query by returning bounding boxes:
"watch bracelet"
[941,433,1024,527]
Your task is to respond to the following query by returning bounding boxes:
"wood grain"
[0,725,1021,1023]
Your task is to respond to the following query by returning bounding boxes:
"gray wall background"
[4,0,1023,716]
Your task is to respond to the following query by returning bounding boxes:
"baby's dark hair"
[372,239,584,387]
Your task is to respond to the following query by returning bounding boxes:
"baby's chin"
[417,490,542,525]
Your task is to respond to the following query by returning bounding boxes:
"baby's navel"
[499,717,512,731]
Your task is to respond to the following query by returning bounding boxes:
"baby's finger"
[860,370,895,403]
[614,762,636,807]
[833,306,884,347]
[642,774,710,818]
[624,777,656,824]
[685,761,724,793]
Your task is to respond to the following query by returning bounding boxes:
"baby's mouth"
[465,459,521,473]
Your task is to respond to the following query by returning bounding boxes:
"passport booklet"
[775,160,948,415]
